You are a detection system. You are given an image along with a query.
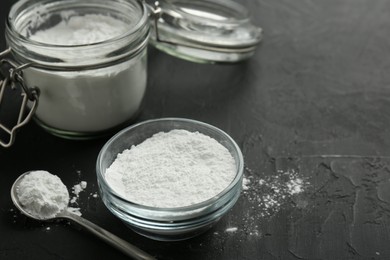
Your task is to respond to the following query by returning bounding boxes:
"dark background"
[2,0,390,259]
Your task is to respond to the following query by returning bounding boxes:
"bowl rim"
[96,117,244,213]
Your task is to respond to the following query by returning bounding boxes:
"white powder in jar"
[16,170,69,219]
[29,14,129,45]
[22,13,147,133]
[105,129,237,208]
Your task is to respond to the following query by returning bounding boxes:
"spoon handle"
[61,211,156,260]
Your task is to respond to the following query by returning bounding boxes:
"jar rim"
[160,0,250,27]
[148,0,262,63]
[7,0,149,48]
[5,0,150,69]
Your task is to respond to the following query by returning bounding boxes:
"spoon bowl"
[11,172,51,220]
[11,171,156,260]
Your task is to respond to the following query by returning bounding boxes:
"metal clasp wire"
[0,48,39,148]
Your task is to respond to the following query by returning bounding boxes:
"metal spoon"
[11,171,156,260]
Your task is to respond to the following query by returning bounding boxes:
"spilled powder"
[223,167,309,237]
[242,168,308,218]
[68,181,88,216]
[242,177,251,191]
[212,168,308,240]
[70,181,87,204]
[225,227,238,233]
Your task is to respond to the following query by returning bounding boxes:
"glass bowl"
[96,118,244,241]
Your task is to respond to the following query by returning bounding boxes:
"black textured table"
[1,0,390,259]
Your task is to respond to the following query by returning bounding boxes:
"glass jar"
[0,0,261,146]
[5,0,149,140]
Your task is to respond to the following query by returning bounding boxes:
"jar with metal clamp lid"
[0,0,261,147]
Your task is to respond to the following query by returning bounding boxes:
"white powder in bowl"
[105,129,237,208]
[16,170,69,219]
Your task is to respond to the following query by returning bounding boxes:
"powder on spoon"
[16,170,69,219]
[105,129,237,208]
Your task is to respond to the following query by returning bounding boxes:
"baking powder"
[105,129,237,208]
[29,14,129,45]
[70,181,87,204]
[16,170,69,219]
[243,168,307,218]
[23,12,147,132]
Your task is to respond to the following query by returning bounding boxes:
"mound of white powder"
[105,129,237,208]
[16,170,69,219]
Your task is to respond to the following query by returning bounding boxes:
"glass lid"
[147,0,262,63]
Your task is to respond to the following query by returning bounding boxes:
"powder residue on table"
[242,168,308,218]
[70,181,87,204]
[105,129,237,208]
[228,167,309,237]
